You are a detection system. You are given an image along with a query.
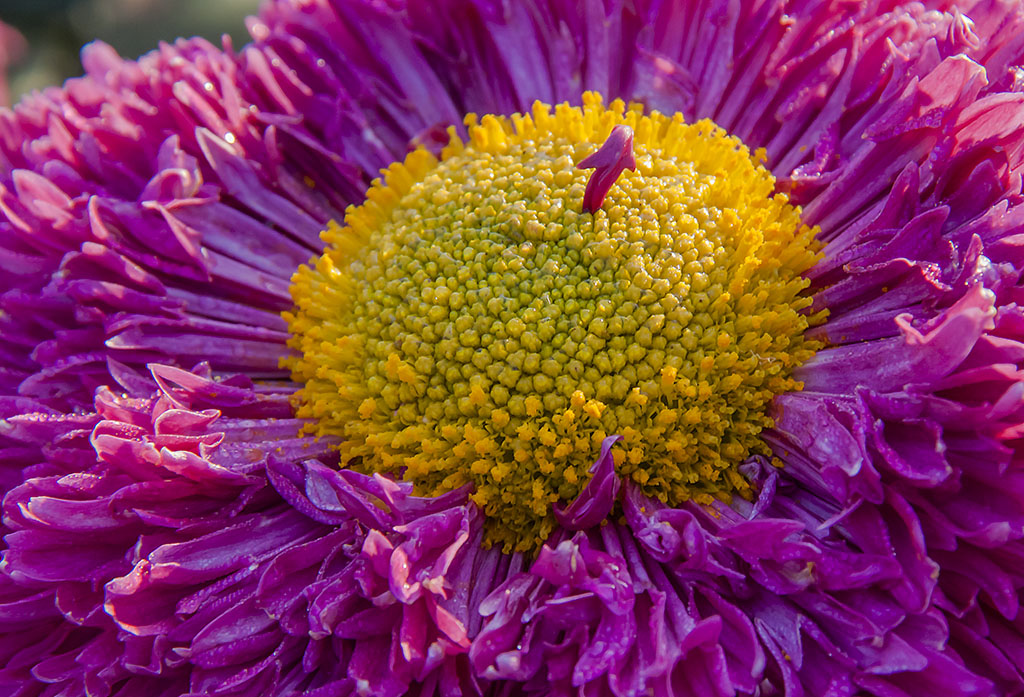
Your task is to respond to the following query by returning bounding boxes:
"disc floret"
[285,93,823,552]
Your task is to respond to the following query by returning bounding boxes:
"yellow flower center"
[285,94,824,552]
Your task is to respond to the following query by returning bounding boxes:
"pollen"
[284,93,824,553]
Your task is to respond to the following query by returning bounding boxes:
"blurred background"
[0,0,260,104]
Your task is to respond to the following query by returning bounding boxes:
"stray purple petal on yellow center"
[577,124,637,213]
[1,2,1024,697]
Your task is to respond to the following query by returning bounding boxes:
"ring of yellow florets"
[285,93,824,553]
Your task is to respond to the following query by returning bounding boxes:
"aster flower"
[2,0,1024,695]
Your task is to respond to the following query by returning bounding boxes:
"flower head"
[2,1,1024,696]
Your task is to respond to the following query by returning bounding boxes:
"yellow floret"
[285,92,823,553]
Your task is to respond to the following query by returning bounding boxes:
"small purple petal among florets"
[577,125,636,213]
[553,435,621,530]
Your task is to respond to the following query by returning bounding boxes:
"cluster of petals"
[3,0,1024,695]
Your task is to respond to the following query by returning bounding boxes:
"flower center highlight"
[285,94,824,552]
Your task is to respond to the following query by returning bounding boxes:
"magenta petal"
[553,435,622,530]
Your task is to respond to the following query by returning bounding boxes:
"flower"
[2,1,1024,696]
[0,20,26,107]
